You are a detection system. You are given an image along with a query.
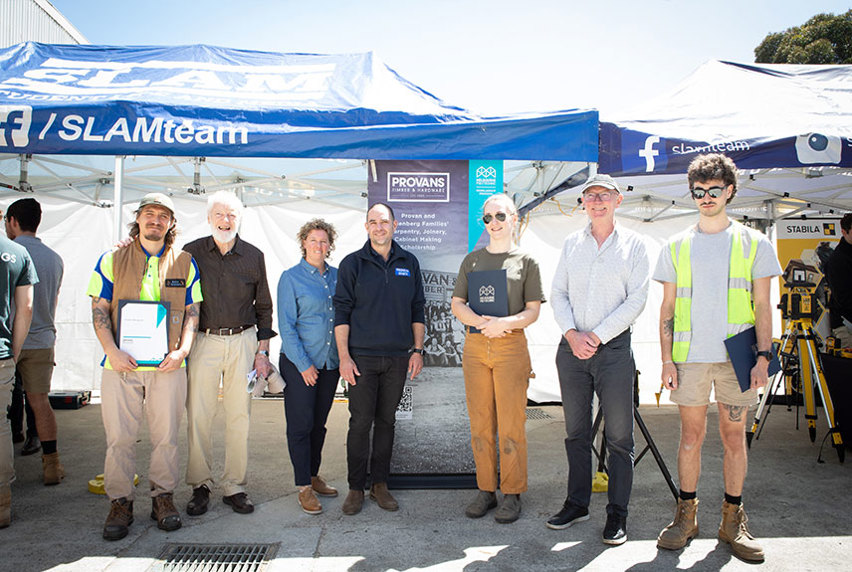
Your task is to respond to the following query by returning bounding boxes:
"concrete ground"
[2,397,850,571]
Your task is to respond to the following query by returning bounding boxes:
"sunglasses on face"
[482,212,508,224]
[690,185,727,200]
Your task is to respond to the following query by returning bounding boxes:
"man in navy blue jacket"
[333,202,426,516]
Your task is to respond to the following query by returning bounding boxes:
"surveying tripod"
[746,284,845,463]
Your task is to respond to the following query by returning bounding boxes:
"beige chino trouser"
[185,328,257,496]
[101,368,187,500]
[462,331,532,495]
[0,359,17,489]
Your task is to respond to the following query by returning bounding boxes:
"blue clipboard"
[467,269,508,334]
[724,326,782,392]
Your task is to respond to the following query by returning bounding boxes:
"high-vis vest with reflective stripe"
[670,224,758,362]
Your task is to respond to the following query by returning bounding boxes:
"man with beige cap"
[88,193,202,540]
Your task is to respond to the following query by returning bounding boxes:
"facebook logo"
[0,106,32,148]
[620,129,667,174]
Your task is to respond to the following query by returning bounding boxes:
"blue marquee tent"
[0,42,598,162]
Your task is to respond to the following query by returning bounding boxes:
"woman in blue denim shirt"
[277,219,341,515]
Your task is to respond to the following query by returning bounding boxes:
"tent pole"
[765,199,776,241]
[113,156,125,244]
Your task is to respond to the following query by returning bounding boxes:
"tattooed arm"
[660,281,678,390]
[158,302,200,373]
[91,296,137,372]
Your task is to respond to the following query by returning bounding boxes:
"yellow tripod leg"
[797,331,818,443]
[804,331,845,461]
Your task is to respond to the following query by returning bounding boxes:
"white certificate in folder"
[117,300,170,366]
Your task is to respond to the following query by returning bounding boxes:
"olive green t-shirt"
[453,248,545,316]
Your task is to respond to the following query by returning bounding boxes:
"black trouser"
[9,369,36,438]
[556,330,635,518]
[346,354,408,490]
[280,353,339,487]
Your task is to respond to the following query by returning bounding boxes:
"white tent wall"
[32,188,787,406]
[521,207,786,405]
[35,193,365,394]
[521,211,691,404]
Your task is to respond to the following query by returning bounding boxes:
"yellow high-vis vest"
[671,223,758,362]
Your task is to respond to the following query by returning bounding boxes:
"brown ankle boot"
[103,497,134,540]
[150,493,182,532]
[369,482,399,511]
[657,498,699,550]
[0,485,11,528]
[718,501,764,562]
[342,489,364,515]
[42,452,65,486]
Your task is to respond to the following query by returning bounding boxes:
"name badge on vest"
[165,278,186,287]
[395,267,410,277]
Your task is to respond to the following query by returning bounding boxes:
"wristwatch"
[756,350,772,361]
[256,350,269,357]
[411,348,425,356]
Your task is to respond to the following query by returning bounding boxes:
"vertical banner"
[369,160,474,483]
[776,217,842,336]
[468,160,503,251]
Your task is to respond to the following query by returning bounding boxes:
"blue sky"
[49,0,851,117]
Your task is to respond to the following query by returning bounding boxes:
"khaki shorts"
[16,347,56,394]
[671,362,757,407]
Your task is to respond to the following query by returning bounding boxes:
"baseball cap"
[580,174,621,194]
[138,193,175,215]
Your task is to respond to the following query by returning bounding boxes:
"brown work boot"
[298,485,322,515]
[311,475,338,497]
[369,482,399,511]
[150,492,182,532]
[342,489,364,515]
[657,498,699,550]
[42,452,65,486]
[718,501,765,562]
[103,497,134,540]
[0,485,10,528]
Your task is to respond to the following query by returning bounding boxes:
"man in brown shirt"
[183,191,275,516]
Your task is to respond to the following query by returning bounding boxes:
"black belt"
[203,325,251,336]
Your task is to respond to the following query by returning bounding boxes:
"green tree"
[755,10,852,64]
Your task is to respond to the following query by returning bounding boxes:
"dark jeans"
[556,330,635,517]
[9,369,36,438]
[280,354,340,487]
[346,354,408,490]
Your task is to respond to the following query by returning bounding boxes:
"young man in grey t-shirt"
[6,198,64,486]
[653,154,781,563]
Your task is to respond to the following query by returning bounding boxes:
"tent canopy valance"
[0,42,598,161]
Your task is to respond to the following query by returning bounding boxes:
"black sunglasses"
[482,212,508,224]
[690,185,727,200]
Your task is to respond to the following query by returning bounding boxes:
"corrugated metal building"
[1,0,87,48]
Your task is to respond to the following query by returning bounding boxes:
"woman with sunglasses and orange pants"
[451,193,545,524]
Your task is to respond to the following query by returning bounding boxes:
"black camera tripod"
[591,371,678,501]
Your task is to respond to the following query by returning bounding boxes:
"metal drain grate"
[526,408,553,420]
[155,543,279,572]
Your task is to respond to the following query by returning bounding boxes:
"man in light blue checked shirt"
[547,174,650,546]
